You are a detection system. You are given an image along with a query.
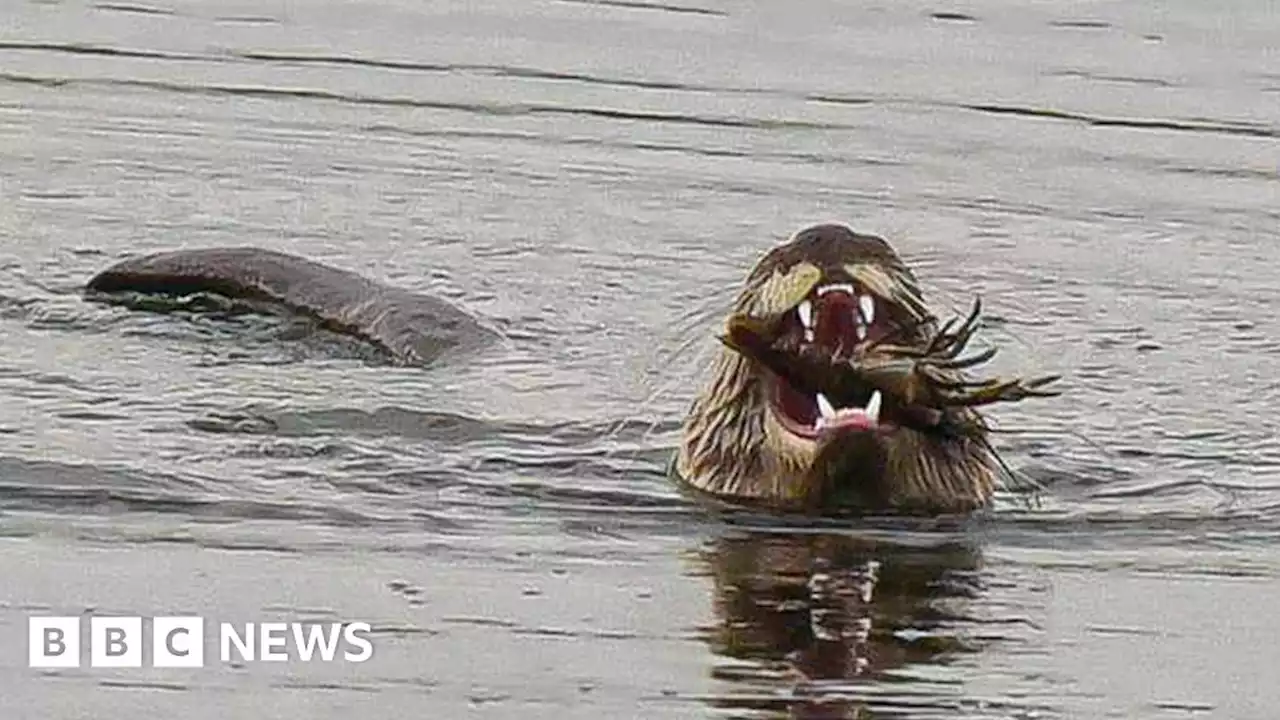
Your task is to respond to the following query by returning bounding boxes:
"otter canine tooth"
[855,325,867,341]
[797,299,813,329]
[816,393,836,419]
[864,390,882,423]
[858,294,875,324]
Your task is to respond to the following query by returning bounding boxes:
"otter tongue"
[815,390,882,432]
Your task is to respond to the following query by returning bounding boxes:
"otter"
[84,227,1057,517]
[673,223,1059,516]
[84,247,496,365]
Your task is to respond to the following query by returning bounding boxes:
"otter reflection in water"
[676,224,1060,516]
[696,531,984,719]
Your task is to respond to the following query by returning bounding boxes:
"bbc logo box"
[29,616,205,668]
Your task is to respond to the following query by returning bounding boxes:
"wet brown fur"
[675,224,999,516]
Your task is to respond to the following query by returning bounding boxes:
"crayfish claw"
[939,374,1064,407]
[934,345,998,370]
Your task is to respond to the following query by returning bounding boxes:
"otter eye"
[749,261,821,318]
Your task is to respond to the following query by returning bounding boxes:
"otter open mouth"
[756,283,897,440]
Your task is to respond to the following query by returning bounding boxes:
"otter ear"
[745,261,821,318]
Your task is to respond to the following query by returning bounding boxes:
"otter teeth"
[864,390,881,423]
[814,390,882,428]
[797,300,815,342]
[817,392,836,420]
[858,294,875,324]
[800,289,873,346]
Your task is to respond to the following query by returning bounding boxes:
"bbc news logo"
[29,616,374,668]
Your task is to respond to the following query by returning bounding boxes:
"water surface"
[2,0,1278,718]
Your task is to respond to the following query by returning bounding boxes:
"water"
[1,0,1278,717]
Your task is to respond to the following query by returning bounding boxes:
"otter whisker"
[657,325,719,377]
[652,283,741,373]
[666,293,738,358]
[604,286,736,455]
[672,283,738,328]
[979,433,1047,504]
[986,424,1120,471]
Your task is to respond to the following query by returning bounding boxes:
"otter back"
[85,247,496,366]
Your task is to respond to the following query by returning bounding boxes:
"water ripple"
[959,103,1277,139]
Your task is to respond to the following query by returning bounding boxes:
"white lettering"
[292,623,343,662]
[343,622,373,662]
[259,622,289,661]
[220,623,254,662]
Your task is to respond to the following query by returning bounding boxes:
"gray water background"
[1,0,1278,717]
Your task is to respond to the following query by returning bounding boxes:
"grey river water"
[1,0,1279,718]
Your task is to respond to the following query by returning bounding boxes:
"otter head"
[676,223,1001,517]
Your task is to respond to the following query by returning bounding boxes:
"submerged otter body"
[85,247,495,365]
[675,224,1058,517]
